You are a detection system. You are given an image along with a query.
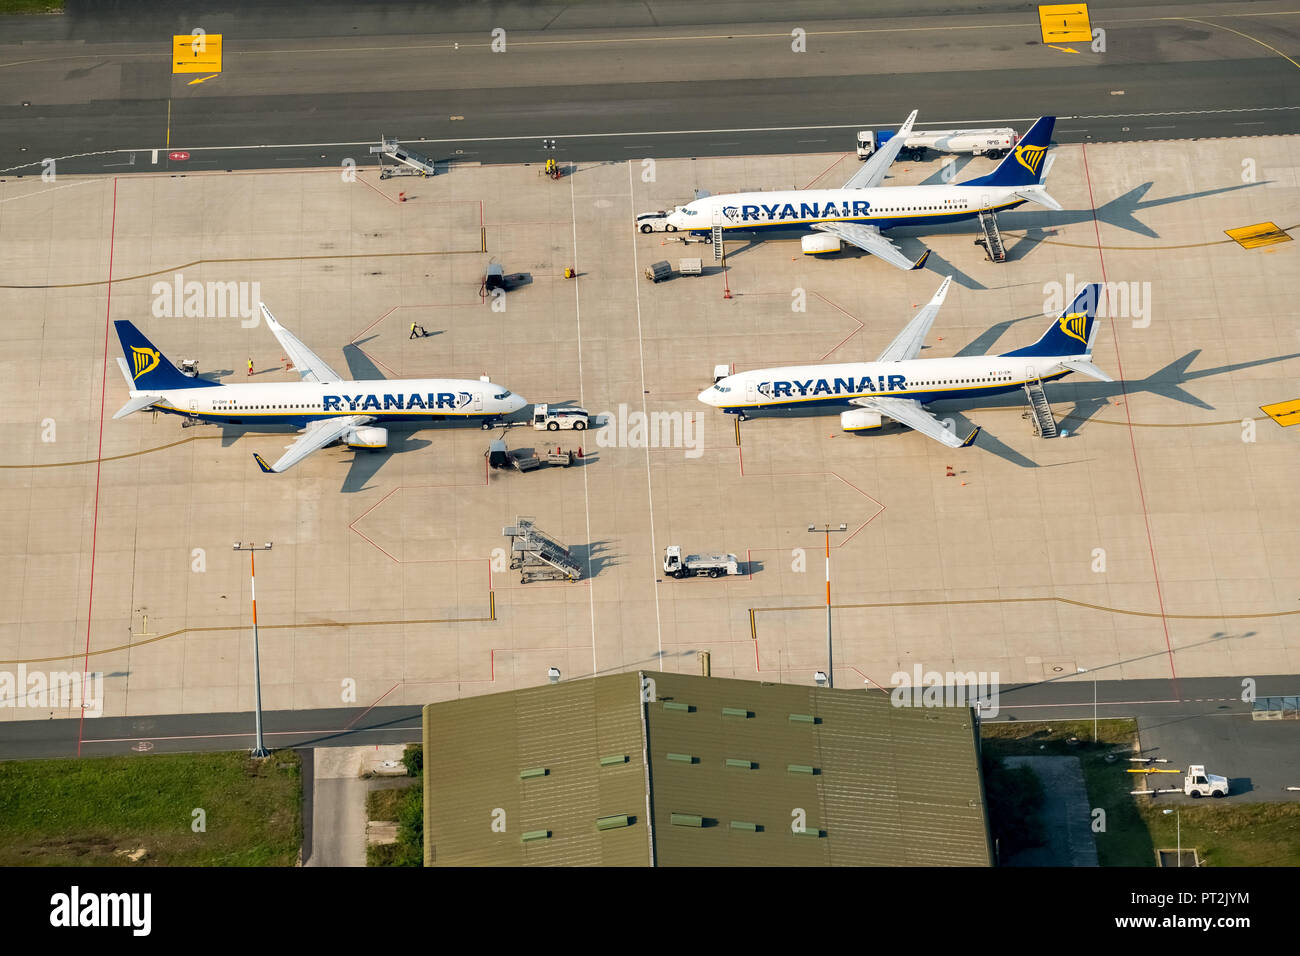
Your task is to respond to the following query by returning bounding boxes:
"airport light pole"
[808,523,848,689]
[1162,808,1180,866]
[234,541,273,758]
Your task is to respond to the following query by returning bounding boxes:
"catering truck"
[856,127,1019,162]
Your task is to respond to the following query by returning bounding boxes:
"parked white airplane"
[666,114,1060,270]
[113,304,527,473]
[698,278,1111,448]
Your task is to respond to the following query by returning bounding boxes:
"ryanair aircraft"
[698,278,1111,448]
[113,305,527,473]
[666,113,1059,270]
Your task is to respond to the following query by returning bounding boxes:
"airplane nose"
[512,395,527,412]
[697,387,718,405]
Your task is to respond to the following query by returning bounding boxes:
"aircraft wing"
[875,276,952,363]
[842,109,918,189]
[850,395,980,448]
[112,393,165,420]
[260,303,344,383]
[253,415,371,474]
[811,221,930,272]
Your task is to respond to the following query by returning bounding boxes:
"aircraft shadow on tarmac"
[661,179,1270,295]
[741,347,1300,469]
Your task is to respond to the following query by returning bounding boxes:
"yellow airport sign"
[1225,221,1292,250]
[1039,4,1092,44]
[1260,398,1300,427]
[172,33,222,74]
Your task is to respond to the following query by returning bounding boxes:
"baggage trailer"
[663,545,740,579]
[644,260,672,283]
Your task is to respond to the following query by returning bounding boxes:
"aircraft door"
[474,392,484,412]
[745,381,757,405]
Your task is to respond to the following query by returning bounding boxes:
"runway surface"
[2,0,1298,175]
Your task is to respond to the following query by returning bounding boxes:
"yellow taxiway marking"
[1047,44,1081,53]
[1225,221,1293,249]
[1180,16,1300,71]
[1039,3,1093,43]
[172,33,222,74]
[187,73,220,86]
[1,599,497,665]
[1260,398,1300,426]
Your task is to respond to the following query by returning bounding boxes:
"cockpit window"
[715,385,731,393]
[494,390,511,399]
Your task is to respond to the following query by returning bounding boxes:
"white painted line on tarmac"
[627,159,663,658]
[568,174,599,678]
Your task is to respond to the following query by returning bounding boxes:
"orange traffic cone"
[945,465,955,477]
[577,447,583,458]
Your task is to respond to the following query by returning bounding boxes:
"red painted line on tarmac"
[1080,143,1178,694]
[344,682,401,729]
[802,153,847,190]
[812,292,865,360]
[78,178,117,758]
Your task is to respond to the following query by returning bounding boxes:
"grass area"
[366,780,423,867]
[0,751,302,866]
[0,0,64,13]
[982,718,1153,866]
[366,785,409,822]
[1138,801,1300,867]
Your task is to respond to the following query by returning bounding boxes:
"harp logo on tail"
[1059,312,1088,346]
[1014,144,1047,177]
[131,346,161,379]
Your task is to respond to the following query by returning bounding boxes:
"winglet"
[960,426,981,448]
[910,248,931,271]
[253,452,276,474]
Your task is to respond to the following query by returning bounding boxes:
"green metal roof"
[645,672,991,866]
[423,672,650,866]
[423,670,990,866]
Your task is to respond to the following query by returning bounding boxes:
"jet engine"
[346,425,389,449]
[840,409,883,432]
[800,233,842,256]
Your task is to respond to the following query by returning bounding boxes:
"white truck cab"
[663,545,739,579]
[1184,765,1229,798]
[533,403,589,431]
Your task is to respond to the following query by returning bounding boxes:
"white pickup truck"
[857,127,1019,162]
[663,545,739,579]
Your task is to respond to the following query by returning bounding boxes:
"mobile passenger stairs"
[502,516,582,583]
[370,137,439,179]
[974,209,1006,262]
[1022,375,1058,438]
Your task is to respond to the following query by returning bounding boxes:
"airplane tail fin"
[1001,283,1103,358]
[963,116,1055,187]
[113,320,209,391]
